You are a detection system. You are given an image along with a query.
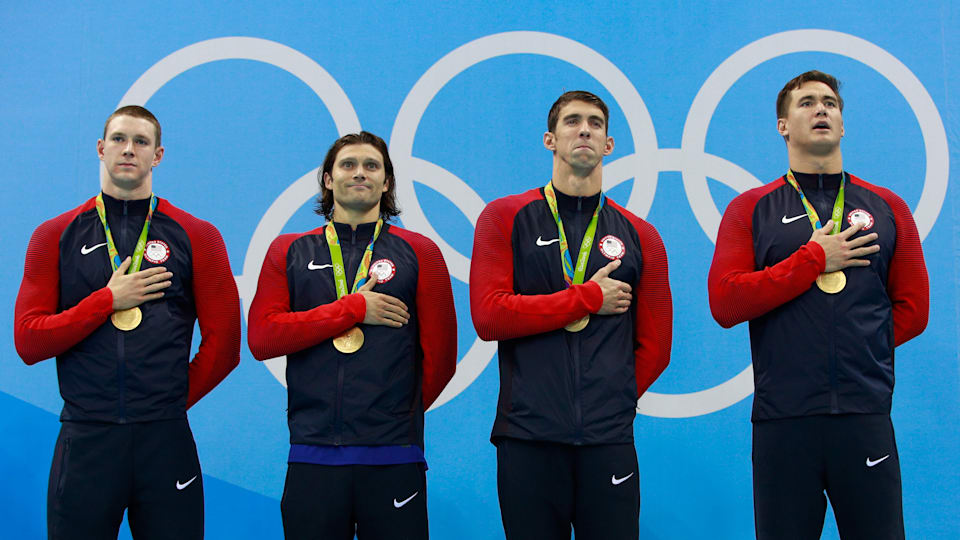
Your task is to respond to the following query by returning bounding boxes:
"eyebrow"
[798,93,837,102]
[108,131,153,142]
[562,114,605,124]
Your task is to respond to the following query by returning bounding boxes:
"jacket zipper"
[818,174,840,412]
[334,226,360,445]
[572,196,584,443]
[117,200,128,423]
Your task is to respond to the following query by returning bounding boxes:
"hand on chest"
[756,188,895,271]
[288,235,416,310]
[514,210,641,295]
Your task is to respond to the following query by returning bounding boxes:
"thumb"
[359,271,377,292]
[819,220,834,234]
[592,259,620,280]
[115,256,132,275]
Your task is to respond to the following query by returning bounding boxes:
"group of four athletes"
[15,69,927,540]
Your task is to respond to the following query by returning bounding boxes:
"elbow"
[246,327,274,361]
[14,325,47,365]
[469,310,498,342]
[709,302,739,329]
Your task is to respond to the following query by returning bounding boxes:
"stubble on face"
[98,116,163,195]
[323,144,388,221]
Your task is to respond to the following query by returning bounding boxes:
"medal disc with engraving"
[564,315,589,332]
[333,327,364,353]
[816,271,846,294]
[111,307,142,331]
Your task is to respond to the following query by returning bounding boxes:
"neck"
[551,162,602,197]
[100,175,153,200]
[787,148,843,175]
[332,204,380,229]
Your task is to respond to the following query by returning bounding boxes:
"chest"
[752,186,896,280]
[58,212,193,309]
[286,233,419,311]
[510,205,642,294]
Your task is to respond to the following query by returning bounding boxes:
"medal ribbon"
[783,170,845,234]
[543,182,605,287]
[324,219,384,299]
[95,193,158,273]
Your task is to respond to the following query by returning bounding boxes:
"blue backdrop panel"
[1,1,957,538]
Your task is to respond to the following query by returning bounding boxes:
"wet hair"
[776,70,844,120]
[103,105,162,147]
[547,90,610,133]
[315,131,400,221]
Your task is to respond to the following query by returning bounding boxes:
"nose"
[579,121,591,137]
[122,139,135,155]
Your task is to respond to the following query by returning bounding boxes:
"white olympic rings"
[121,31,948,417]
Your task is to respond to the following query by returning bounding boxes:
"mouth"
[813,121,830,131]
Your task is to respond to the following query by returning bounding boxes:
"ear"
[777,118,788,138]
[97,139,105,161]
[543,132,556,151]
[323,172,333,190]
[602,135,614,156]
[152,145,164,167]
[381,176,390,193]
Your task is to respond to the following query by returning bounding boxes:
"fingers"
[838,220,865,238]
[361,292,410,327]
[846,232,878,248]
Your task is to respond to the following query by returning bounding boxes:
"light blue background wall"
[2,1,957,538]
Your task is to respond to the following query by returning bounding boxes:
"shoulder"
[723,176,787,219]
[385,224,442,257]
[270,228,324,255]
[847,173,910,213]
[155,198,223,241]
[31,198,97,241]
[481,187,543,218]
[604,198,658,237]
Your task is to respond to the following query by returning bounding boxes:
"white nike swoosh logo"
[393,491,419,508]
[611,472,634,485]
[866,455,890,467]
[176,475,198,490]
[781,214,807,224]
[80,243,107,255]
[307,261,332,270]
[536,236,560,246]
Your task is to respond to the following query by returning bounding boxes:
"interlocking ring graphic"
[121,30,947,417]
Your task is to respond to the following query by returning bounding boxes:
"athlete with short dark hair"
[248,131,457,539]
[470,91,673,539]
[708,70,929,539]
[14,105,241,539]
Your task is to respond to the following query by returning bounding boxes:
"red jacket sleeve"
[168,204,242,409]
[857,179,929,346]
[247,231,366,361]
[390,228,457,409]
[609,203,672,397]
[14,207,115,364]
[708,185,825,328]
[470,194,604,341]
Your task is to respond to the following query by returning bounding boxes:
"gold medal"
[816,270,846,294]
[333,327,364,353]
[111,307,142,331]
[564,315,589,332]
